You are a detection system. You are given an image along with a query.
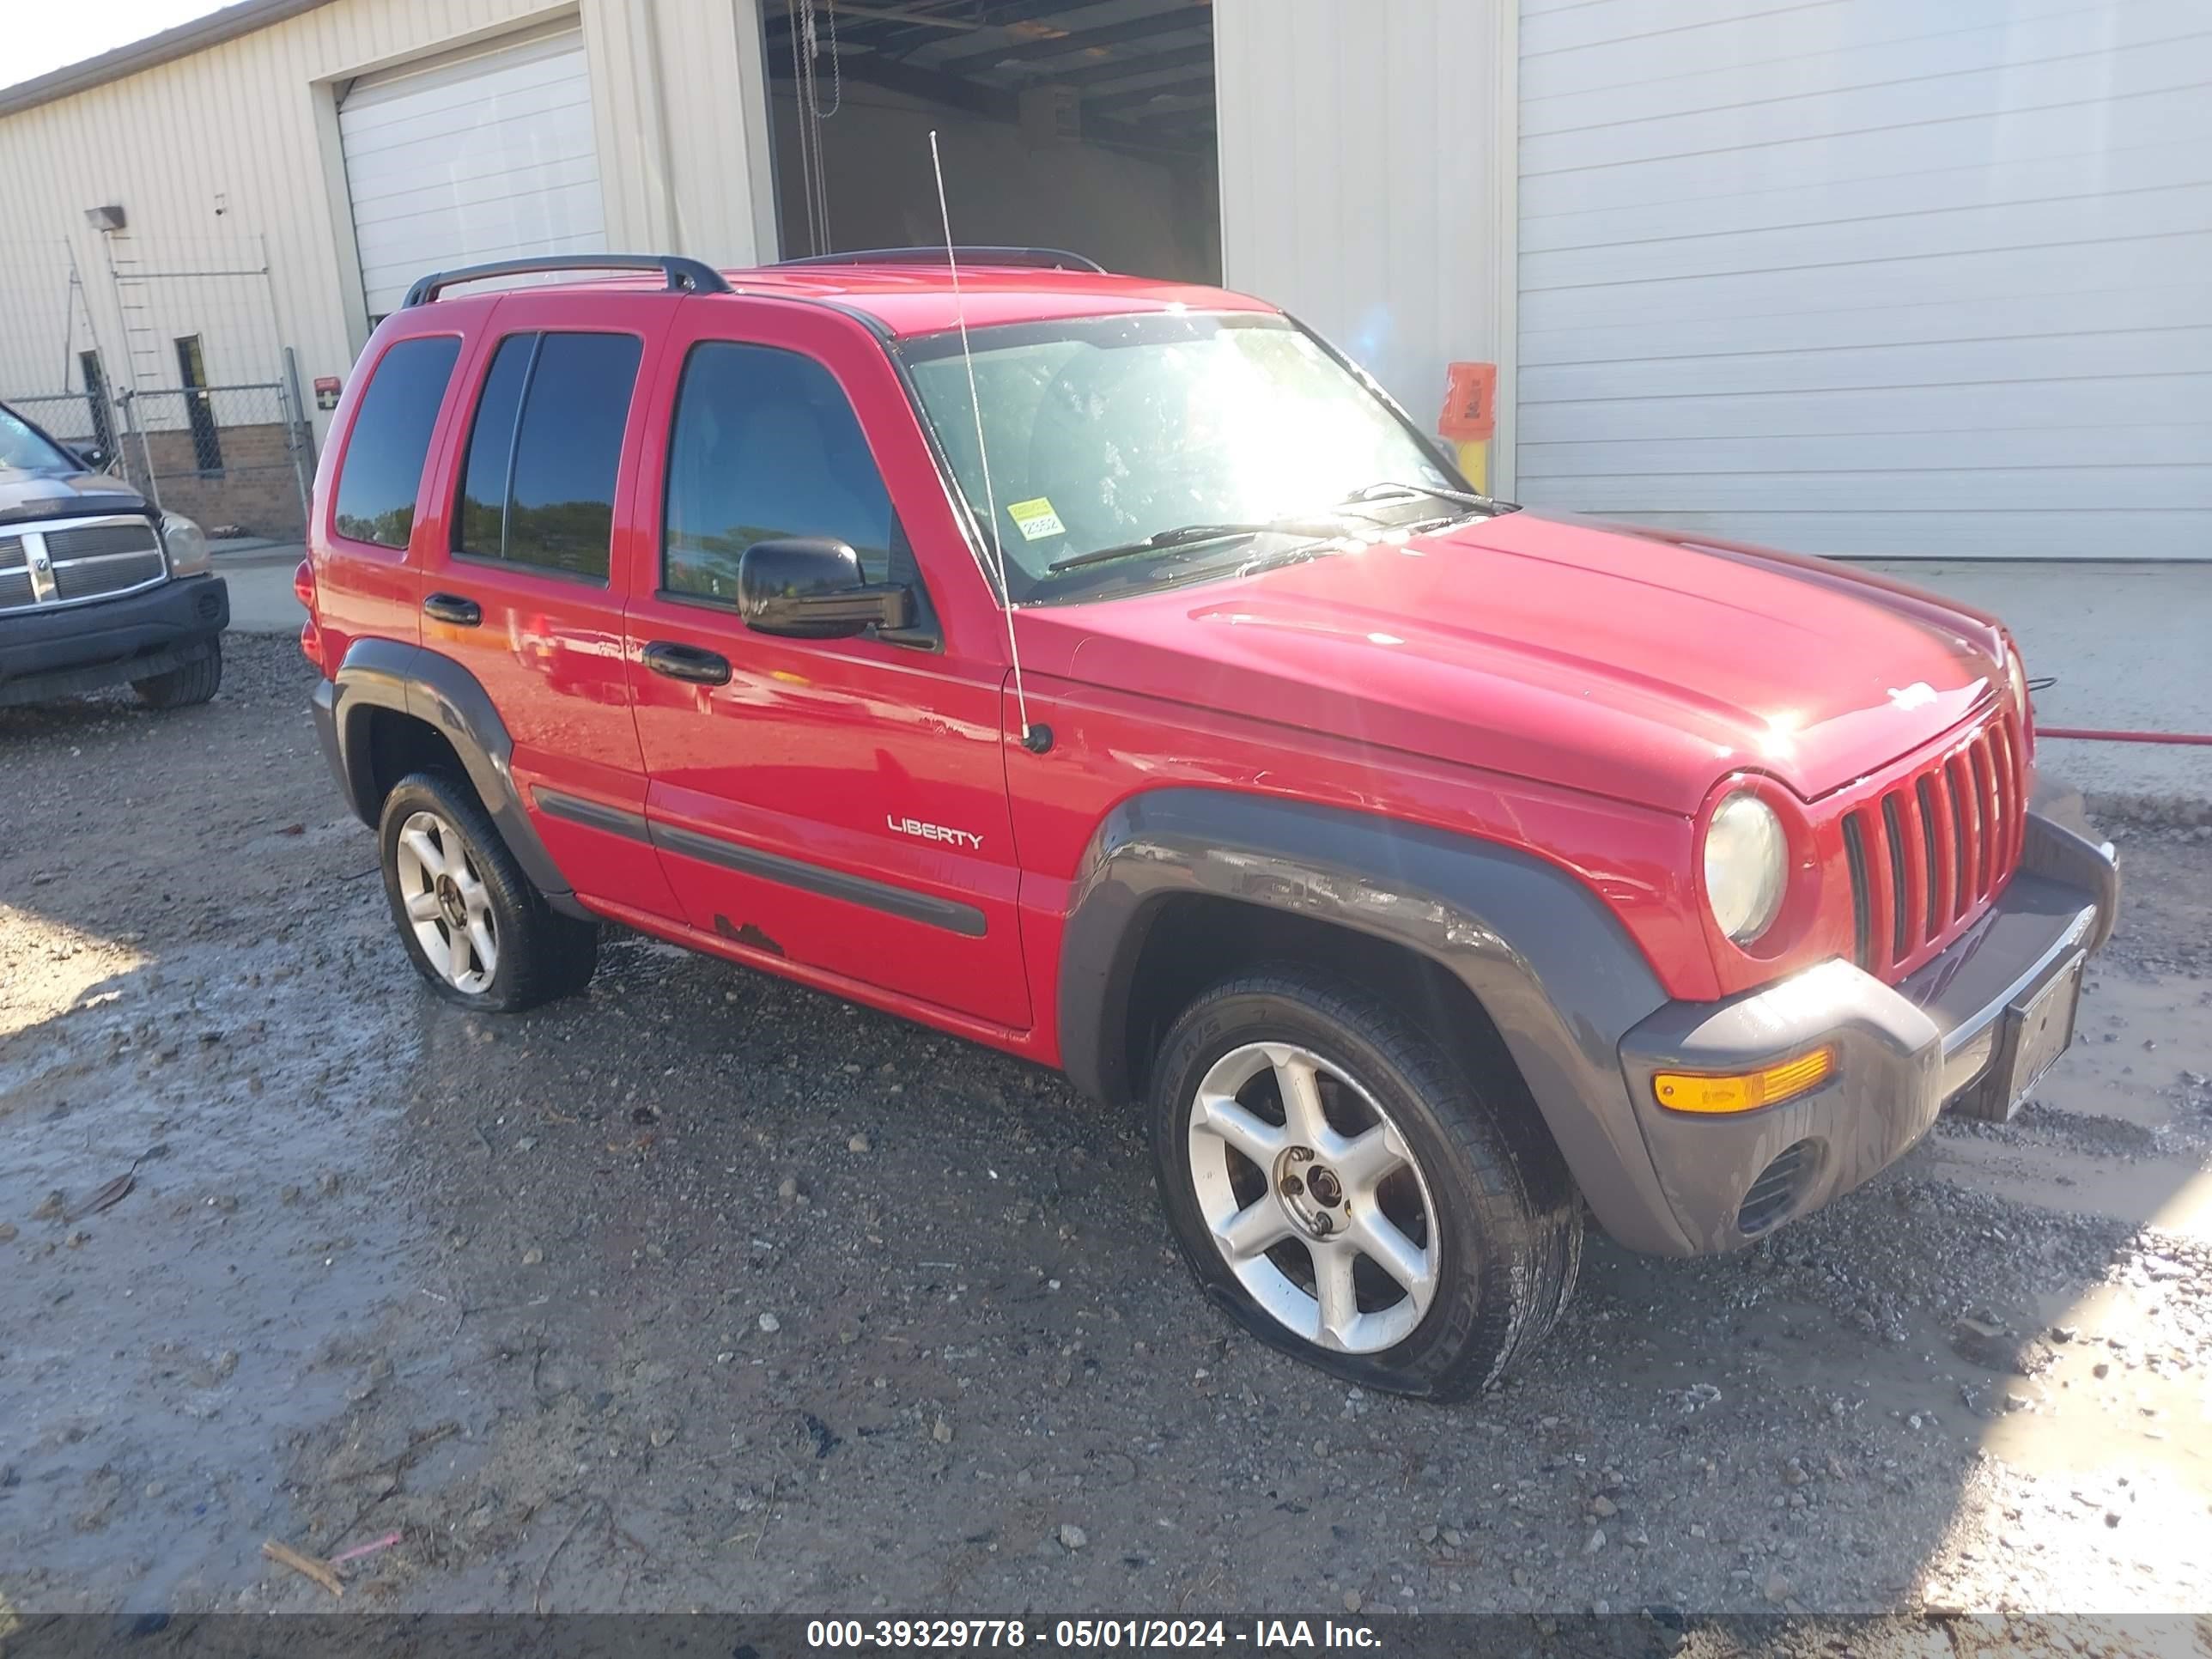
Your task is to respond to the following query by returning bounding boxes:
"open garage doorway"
[761,0,1219,283]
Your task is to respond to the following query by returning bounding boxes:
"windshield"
[0,405,78,474]
[901,313,1468,603]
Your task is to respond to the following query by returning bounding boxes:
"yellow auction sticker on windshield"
[1006,497,1066,541]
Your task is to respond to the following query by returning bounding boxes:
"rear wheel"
[377,772,597,1012]
[1151,969,1581,1400]
[132,641,222,708]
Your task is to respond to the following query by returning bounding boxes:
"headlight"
[1704,791,1788,944]
[161,513,210,578]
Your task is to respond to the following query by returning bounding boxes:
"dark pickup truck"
[0,398,228,710]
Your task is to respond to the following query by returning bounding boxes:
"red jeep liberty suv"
[302,251,2118,1400]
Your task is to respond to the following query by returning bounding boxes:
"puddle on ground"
[1919,1139,2212,1238]
[1917,962,2212,1236]
[0,897,425,1609]
[2048,969,2212,1136]
[1980,1281,2210,1499]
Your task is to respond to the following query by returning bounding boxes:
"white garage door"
[339,26,605,319]
[1516,0,2212,559]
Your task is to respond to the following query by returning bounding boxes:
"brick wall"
[129,422,310,540]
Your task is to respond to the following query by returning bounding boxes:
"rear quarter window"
[450,331,641,582]
[332,336,462,549]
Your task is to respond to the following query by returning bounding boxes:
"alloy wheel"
[392,809,499,994]
[1185,1042,1440,1353]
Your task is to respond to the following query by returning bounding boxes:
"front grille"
[52,549,167,602]
[1843,708,2026,980]
[1839,815,1873,969]
[0,514,169,615]
[46,521,159,560]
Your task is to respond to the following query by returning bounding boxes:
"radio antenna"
[930,130,1049,756]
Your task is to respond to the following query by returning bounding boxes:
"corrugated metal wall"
[338,26,608,317]
[1215,0,1517,488]
[1516,0,2212,560]
[0,0,776,438]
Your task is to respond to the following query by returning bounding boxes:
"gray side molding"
[318,639,587,917]
[1057,789,1692,1254]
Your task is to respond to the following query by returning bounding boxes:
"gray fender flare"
[313,638,586,917]
[1056,788,1693,1255]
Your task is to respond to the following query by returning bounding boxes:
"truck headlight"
[1705,791,1788,944]
[161,513,210,578]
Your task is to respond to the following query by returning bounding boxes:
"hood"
[1028,511,2011,815]
[0,465,153,529]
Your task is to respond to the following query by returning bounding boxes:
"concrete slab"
[1859,561,2212,810]
[216,544,307,635]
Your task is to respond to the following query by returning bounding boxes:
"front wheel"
[1150,969,1581,1400]
[132,640,222,708]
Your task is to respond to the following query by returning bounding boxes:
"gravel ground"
[3,635,2208,1632]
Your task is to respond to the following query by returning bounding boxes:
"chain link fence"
[1,233,315,541]
[118,382,313,539]
[3,378,313,540]
[3,391,110,456]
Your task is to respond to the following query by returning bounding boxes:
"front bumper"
[0,574,229,706]
[1616,801,2118,1254]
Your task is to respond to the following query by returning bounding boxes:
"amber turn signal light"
[1653,1047,1835,1115]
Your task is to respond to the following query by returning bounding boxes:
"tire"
[1151,968,1582,1401]
[377,771,598,1012]
[132,640,222,708]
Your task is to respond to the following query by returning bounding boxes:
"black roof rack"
[401,254,732,307]
[775,246,1109,275]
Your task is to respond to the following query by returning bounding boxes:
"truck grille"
[0,537,27,609]
[46,522,160,560]
[0,514,167,616]
[53,548,167,601]
[1841,708,2027,980]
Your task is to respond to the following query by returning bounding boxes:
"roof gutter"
[0,0,335,120]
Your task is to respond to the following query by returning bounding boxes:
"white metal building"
[1,0,2203,557]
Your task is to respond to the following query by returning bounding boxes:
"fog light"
[1738,1139,1817,1235]
[1654,1047,1835,1115]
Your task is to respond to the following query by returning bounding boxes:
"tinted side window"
[333,336,460,548]
[511,333,641,580]
[452,331,641,581]
[663,342,899,603]
[454,335,533,559]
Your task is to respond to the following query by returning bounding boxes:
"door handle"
[423,592,482,627]
[641,641,732,686]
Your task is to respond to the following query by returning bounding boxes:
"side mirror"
[737,538,912,640]
[70,442,111,472]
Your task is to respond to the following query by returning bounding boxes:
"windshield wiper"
[1046,516,1354,574]
[1342,480,1510,513]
